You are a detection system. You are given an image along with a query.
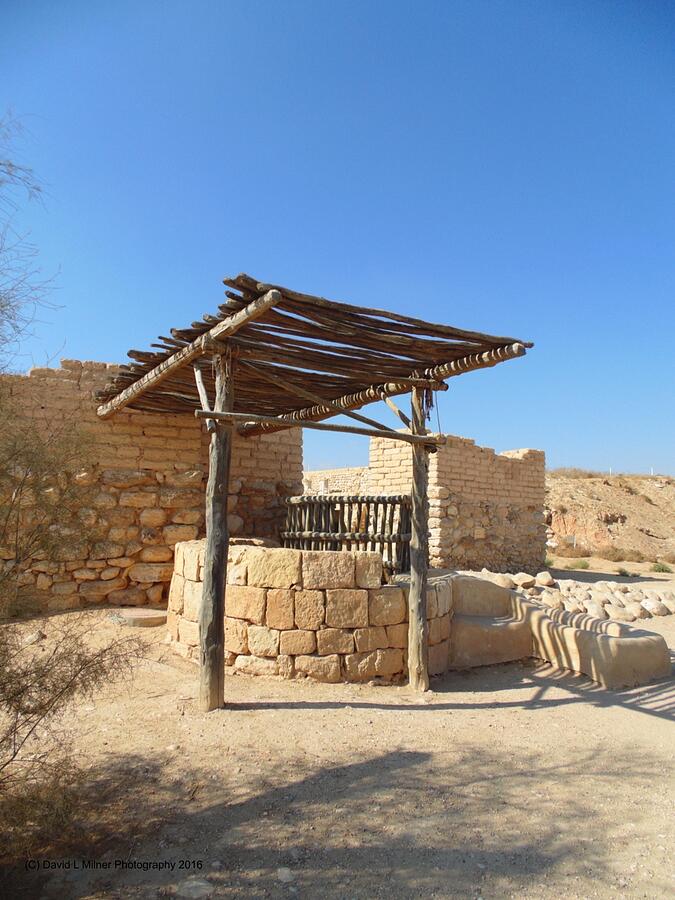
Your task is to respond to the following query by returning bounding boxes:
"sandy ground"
[4,609,675,900]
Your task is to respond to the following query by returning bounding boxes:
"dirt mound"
[545,472,675,562]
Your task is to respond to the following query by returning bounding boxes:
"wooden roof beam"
[195,409,445,448]
[96,290,282,418]
[238,342,526,437]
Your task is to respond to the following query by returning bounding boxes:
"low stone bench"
[449,575,671,689]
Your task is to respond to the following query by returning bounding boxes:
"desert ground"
[4,589,674,900]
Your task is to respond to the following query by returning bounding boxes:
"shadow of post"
[4,738,672,898]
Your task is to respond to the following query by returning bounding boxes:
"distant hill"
[545,471,675,563]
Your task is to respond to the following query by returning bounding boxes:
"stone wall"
[168,541,454,682]
[0,361,302,613]
[304,434,546,572]
[302,466,368,495]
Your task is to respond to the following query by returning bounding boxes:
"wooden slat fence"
[281,494,411,574]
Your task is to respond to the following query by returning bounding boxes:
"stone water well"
[167,540,671,689]
[167,540,453,683]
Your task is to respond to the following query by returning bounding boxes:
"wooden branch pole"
[193,364,215,432]
[240,360,397,433]
[381,394,412,429]
[195,409,444,447]
[96,290,280,418]
[407,386,430,691]
[199,349,234,711]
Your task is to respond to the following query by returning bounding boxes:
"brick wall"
[304,434,546,572]
[0,360,302,613]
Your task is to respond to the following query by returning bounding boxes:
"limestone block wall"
[305,434,546,572]
[428,438,546,572]
[302,467,368,494]
[0,361,302,613]
[168,541,454,682]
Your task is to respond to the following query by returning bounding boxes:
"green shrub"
[565,559,590,570]
[652,562,673,574]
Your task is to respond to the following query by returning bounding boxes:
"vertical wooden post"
[199,348,234,711]
[407,386,430,691]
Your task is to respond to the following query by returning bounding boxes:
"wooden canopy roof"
[95,273,532,434]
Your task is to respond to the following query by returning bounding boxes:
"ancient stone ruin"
[3,272,670,700]
[167,542,671,689]
[0,360,301,614]
[304,434,547,572]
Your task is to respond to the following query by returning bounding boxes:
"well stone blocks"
[302,551,355,589]
[317,627,355,655]
[168,542,454,684]
[247,624,279,658]
[226,585,266,624]
[325,589,368,628]
[265,589,295,630]
[294,590,325,630]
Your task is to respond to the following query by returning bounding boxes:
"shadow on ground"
[221,657,675,723]
[4,736,670,898]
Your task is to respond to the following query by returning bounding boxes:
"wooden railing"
[281,494,411,574]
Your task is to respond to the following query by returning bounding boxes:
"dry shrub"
[616,547,645,563]
[547,468,602,479]
[553,542,592,558]
[565,559,590,570]
[0,613,143,860]
[593,545,646,563]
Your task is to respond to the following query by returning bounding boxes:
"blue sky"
[3,1,674,473]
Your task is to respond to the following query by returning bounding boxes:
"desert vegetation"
[0,115,143,863]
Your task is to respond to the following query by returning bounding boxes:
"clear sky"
[3,1,674,474]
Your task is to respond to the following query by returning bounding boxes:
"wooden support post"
[407,386,430,691]
[193,364,216,432]
[199,349,234,711]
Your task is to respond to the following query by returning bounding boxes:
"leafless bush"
[0,613,143,859]
[0,112,53,364]
[552,542,592,558]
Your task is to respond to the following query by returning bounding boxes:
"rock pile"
[476,569,675,623]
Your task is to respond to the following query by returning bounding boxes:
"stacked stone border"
[168,542,453,683]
